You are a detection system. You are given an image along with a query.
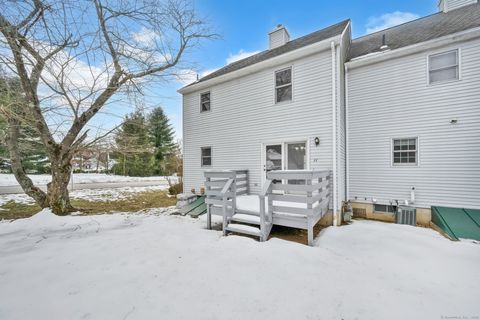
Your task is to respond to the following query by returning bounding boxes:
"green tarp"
[432,206,480,241]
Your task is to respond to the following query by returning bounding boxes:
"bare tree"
[0,0,214,214]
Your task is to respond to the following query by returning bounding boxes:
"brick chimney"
[269,24,290,50]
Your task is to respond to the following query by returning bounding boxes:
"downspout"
[345,65,350,203]
[331,41,338,226]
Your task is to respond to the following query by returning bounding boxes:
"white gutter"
[345,64,350,203]
[347,26,480,69]
[179,35,342,94]
[330,40,338,226]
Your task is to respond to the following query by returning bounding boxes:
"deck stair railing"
[204,170,248,233]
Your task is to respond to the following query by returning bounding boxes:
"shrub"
[168,182,183,196]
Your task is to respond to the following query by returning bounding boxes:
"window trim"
[274,66,293,104]
[200,91,211,113]
[391,137,419,167]
[201,146,212,167]
[427,49,460,85]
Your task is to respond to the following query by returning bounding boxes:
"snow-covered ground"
[0,212,478,320]
[0,173,173,187]
[0,185,170,206]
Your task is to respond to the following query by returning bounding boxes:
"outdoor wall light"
[314,137,320,146]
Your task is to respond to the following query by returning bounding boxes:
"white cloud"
[366,11,420,34]
[225,49,260,65]
[132,27,160,46]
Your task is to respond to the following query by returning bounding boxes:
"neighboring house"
[179,0,480,226]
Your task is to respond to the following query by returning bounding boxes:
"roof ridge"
[353,2,479,42]
[220,19,350,69]
[182,19,350,89]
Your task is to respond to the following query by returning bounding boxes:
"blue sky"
[96,0,440,141]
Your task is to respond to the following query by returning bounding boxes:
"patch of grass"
[0,201,41,220]
[0,190,176,220]
[71,190,176,215]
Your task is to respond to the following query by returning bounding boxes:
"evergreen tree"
[148,107,175,175]
[0,75,49,173]
[113,110,154,176]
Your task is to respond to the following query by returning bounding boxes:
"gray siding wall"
[183,50,335,195]
[348,38,480,209]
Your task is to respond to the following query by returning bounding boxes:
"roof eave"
[178,34,343,95]
[347,26,480,69]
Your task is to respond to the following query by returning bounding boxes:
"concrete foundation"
[350,201,432,227]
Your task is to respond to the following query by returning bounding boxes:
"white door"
[263,143,283,175]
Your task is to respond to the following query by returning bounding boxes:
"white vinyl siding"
[183,50,335,195]
[348,39,480,209]
[440,0,478,12]
[428,49,459,84]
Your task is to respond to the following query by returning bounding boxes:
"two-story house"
[179,0,480,232]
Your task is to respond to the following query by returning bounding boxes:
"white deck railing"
[204,169,331,245]
[264,170,331,245]
[204,170,248,232]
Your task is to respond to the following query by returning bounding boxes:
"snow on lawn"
[0,185,169,206]
[0,212,478,320]
[0,173,174,186]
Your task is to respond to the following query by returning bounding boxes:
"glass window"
[275,68,292,103]
[393,138,417,165]
[428,50,459,84]
[201,147,211,166]
[200,92,210,112]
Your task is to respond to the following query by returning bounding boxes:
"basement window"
[201,147,211,167]
[374,204,396,213]
[200,92,210,112]
[275,67,292,103]
[428,49,459,84]
[392,138,417,165]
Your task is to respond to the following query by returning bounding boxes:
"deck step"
[225,223,261,237]
[230,213,261,225]
[235,208,261,216]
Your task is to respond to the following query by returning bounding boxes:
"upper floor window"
[201,147,211,166]
[275,67,292,103]
[428,49,459,84]
[200,92,211,112]
[392,138,417,166]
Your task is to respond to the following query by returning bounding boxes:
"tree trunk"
[47,156,75,215]
[7,120,49,207]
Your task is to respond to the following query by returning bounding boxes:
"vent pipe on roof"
[380,34,389,51]
[269,24,290,50]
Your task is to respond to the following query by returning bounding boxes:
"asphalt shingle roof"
[188,19,350,86]
[349,2,480,59]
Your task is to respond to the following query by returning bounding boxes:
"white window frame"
[201,147,212,167]
[391,137,419,167]
[260,137,310,186]
[200,91,211,113]
[427,49,460,85]
[274,67,293,104]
